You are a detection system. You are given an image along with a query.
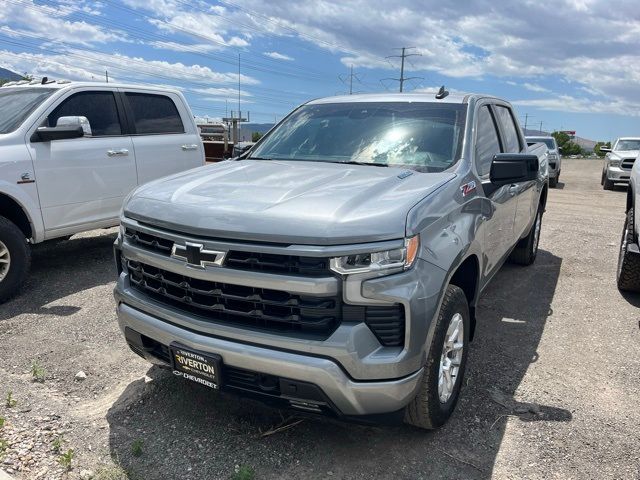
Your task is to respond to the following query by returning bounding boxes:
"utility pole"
[223,53,248,146]
[105,70,109,83]
[539,121,543,134]
[339,64,362,95]
[524,113,529,132]
[384,47,422,92]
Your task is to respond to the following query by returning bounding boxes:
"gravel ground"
[0,159,638,480]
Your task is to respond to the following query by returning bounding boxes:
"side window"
[494,106,522,153]
[475,105,502,176]
[49,91,122,136]
[125,93,184,134]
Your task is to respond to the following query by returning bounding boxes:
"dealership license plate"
[170,344,221,389]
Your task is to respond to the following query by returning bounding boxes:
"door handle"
[508,184,518,196]
[107,149,129,157]
[181,144,198,151]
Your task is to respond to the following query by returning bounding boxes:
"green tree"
[251,131,263,142]
[594,141,611,157]
[551,131,582,156]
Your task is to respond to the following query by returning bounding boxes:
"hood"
[125,160,455,245]
[611,150,639,159]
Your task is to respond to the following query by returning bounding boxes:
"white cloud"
[0,0,122,46]
[0,48,260,87]
[263,51,293,61]
[513,95,640,117]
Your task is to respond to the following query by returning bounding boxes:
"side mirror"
[557,146,563,153]
[56,116,92,135]
[599,147,611,153]
[490,153,539,186]
[30,116,91,143]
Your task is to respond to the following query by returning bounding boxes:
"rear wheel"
[0,216,31,303]
[617,208,640,292]
[404,284,470,430]
[509,204,542,266]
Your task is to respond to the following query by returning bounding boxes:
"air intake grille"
[364,305,405,347]
[125,258,340,338]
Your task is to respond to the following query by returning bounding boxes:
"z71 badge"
[460,180,477,197]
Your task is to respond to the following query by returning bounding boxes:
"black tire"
[0,216,31,303]
[617,208,640,292]
[549,176,558,188]
[603,173,614,190]
[404,284,470,430]
[601,170,605,186]
[509,205,542,266]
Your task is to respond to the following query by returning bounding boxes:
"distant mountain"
[0,67,22,82]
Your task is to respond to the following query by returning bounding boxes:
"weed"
[131,439,143,457]
[94,464,130,480]
[232,465,255,480]
[5,391,16,408]
[51,435,64,453]
[58,448,74,470]
[31,360,46,382]
[0,438,8,457]
[0,417,4,429]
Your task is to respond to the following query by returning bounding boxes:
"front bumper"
[116,301,423,416]
[606,165,631,183]
[113,220,448,416]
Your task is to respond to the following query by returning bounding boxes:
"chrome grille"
[621,158,636,170]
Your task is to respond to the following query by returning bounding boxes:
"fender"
[0,180,45,243]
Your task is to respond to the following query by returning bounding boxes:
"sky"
[1,0,639,141]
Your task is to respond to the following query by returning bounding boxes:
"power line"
[338,64,363,95]
[384,47,422,93]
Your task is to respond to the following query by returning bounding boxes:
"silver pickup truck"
[114,92,549,429]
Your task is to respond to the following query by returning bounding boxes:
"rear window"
[528,138,557,149]
[125,93,184,134]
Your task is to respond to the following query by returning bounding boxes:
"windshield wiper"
[340,161,388,167]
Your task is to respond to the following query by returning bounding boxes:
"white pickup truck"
[0,79,204,301]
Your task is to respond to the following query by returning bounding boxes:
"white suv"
[0,79,204,301]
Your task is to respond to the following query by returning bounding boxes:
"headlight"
[610,156,621,166]
[329,236,419,275]
[548,154,558,160]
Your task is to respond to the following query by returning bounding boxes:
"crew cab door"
[28,89,137,235]
[120,89,204,185]
[493,104,536,240]
[475,104,517,278]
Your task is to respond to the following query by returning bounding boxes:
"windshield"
[249,102,467,172]
[0,88,56,134]
[614,139,640,151]
[528,138,557,150]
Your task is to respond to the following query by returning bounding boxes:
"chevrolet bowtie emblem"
[171,242,226,268]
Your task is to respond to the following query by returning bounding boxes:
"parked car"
[600,137,640,190]
[617,150,640,292]
[526,135,561,187]
[0,80,204,301]
[114,92,548,429]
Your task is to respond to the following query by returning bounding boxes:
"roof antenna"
[435,85,449,99]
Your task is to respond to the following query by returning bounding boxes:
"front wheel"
[603,172,614,190]
[617,208,640,292]
[0,216,31,303]
[404,284,470,430]
[509,205,542,266]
